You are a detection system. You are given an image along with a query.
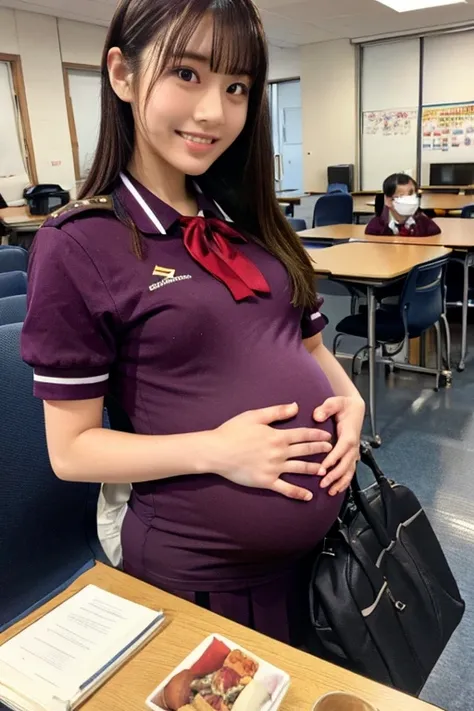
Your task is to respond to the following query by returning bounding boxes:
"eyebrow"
[173,51,252,76]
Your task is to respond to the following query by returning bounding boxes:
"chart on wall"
[422,102,474,152]
[363,109,418,137]
[362,108,418,190]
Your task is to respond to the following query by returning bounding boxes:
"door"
[269,80,303,193]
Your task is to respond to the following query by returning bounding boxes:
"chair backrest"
[461,203,474,218]
[0,294,27,325]
[0,270,27,298]
[0,245,28,274]
[286,217,307,231]
[327,183,349,194]
[0,323,99,632]
[313,193,354,227]
[374,193,385,216]
[399,257,448,336]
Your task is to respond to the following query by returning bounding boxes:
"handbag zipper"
[386,583,406,612]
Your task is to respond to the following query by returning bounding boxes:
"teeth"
[180,132,213,145]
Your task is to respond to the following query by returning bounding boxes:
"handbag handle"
[350,442,401,544]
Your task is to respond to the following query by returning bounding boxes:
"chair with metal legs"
[333,257,451,439]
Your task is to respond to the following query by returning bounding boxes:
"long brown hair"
[80,0,316,308]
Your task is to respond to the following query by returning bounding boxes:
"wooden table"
[367,194,473,212]
[0,206,45,228]
[0,562,439,711]
[276,193,304,217]
[300,218,474,371]
[306,243,452,445]
[0,206,45,245]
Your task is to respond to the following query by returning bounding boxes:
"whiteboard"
[361,39,420,190]
[362,108,418,190]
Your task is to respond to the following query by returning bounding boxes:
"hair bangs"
[209,1,267,80]
[144,0,266,85]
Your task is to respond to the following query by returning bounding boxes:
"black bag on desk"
[23,184,70,215]
[307,443,464,696]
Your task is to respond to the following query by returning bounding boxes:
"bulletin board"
[421,101,474,183]
[361,108,418,190]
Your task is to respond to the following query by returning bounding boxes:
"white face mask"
[392,195,419,217]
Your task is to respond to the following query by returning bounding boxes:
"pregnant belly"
[126,351,342,588]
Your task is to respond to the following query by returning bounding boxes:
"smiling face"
[109,14,252,180]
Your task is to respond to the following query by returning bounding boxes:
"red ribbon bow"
[179,216,271,301]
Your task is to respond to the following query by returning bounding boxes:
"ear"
[384,196,392,208]
[108,47,133,103]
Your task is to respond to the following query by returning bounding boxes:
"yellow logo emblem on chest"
[153,265,176,279]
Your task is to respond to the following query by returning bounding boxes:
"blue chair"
[0,270,27,298]
[328,183,349,193]
[287,217,307,231]
[461,204,474,218]
[0,323,100,632]
[333,257,450,390]
[0,245,28,273]
[0,294,27,325]
[313,193,354,227]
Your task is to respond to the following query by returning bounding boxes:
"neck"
[128,136,191,209]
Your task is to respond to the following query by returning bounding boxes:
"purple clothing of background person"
[21,176,344,645]
[366,206,442,237]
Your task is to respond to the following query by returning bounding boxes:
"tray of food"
[146,634,290,711]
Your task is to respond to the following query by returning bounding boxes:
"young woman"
[21,0,365,645]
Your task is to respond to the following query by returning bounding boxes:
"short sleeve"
[21,226,118,400]
[300,295,327,339]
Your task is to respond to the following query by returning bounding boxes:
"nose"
[193,84,225,126]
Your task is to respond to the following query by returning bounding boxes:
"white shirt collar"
[388,213,416,236]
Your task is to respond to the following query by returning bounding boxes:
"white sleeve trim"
[34,372,109,385]
[310,312,322,321]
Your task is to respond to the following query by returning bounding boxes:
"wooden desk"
[300,219,474,371]
[300,218,474,249]
[366,194,473,212]
[307,242,451,282]
[0,206,45,228]
[0,562,438,711]
[353,196,375,216]
[306,243,452,445]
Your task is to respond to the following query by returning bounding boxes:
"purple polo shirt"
[21,176,341,596]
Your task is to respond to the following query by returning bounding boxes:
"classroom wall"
[268,46,301,82]
[0,8,106,194]
[300,39,358,193]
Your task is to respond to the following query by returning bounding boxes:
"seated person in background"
[366,173,441,237]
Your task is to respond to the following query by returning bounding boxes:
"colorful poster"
[422,102,474,151]
[363,109,418,137]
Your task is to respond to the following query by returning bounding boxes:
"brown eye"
[175,68,198,83]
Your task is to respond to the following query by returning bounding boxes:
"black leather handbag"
[308,442,464,696]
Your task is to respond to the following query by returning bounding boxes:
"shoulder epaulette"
[45,195,115,227]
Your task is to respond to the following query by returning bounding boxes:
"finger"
[320,452,356,489]
[318,439,353,475]
[313,396,345,422]
[284,459,327,475]
[329,471,355,497]
[271,478,313,502]
[286,427,332,445]
[288,441,332,459]
[249,402,298,425]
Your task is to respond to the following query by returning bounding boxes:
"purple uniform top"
[21,175,343,643]
[366,206,442,237]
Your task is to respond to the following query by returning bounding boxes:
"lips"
[176,131,218,145]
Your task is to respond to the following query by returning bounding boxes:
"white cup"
[312,691,378,711]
